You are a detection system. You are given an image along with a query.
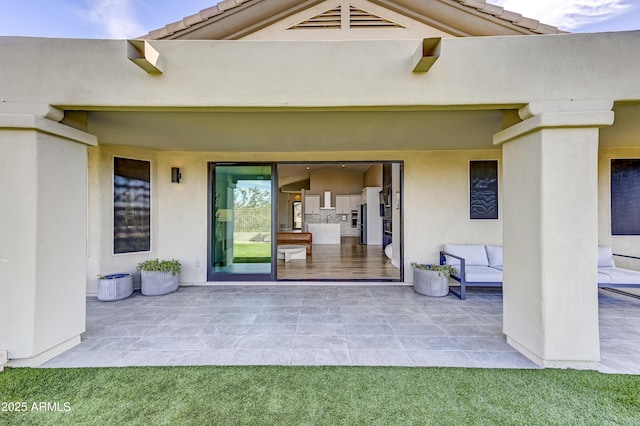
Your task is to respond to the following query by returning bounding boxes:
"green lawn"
[1,366,639,425]
[233,242,271,263]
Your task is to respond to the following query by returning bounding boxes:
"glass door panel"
[211,164,274,280]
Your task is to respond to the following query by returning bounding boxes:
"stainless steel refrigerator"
[359,204,367,244]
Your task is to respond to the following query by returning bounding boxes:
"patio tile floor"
[41,285,640,373]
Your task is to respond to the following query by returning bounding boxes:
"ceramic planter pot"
[140,270,179,296]
[413,268,449,297]
[97,273,133,301]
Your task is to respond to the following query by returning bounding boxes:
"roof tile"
[459,0,486,8]
[532,23,560,34]
[499,10,522,23]
[148,28,170,39]
[184,13,204,27]
[200,5,223,19]
[512,16,540,31]
[479,3,503,16]
[217,0,238,12]
[166,20,189,34]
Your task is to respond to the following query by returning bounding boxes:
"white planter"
[413,268,449,297]
[141,270,179,296]
[97,273,133,301]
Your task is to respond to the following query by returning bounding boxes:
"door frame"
[207,160,404,282]
[207,162,278,281]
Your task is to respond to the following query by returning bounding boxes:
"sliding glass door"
[209,163,275,280]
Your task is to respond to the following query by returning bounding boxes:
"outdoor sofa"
[597,246,640,291]
[439,244,503,300]
[439,244,640,300]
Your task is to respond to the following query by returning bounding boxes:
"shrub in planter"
[137,259,181,296]
[411,263,456,297]
[97,273,133,301]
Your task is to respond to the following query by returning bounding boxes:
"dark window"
[114,157,151,253]
[470,160,498,220]
[611,159,640,235]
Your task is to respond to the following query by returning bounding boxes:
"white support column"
[494,100,614,369]
[0,106,97,367]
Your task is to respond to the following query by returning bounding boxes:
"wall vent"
[288,4,404,31]
[289,6,342,29]
[349,6,404,28]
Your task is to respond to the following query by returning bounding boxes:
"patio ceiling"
[83,102,640,152]
[86,108,505,152]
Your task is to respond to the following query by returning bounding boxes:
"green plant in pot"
[411,262,456,297]
[137,259,181,296]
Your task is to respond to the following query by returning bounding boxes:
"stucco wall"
[86,145,159,294]
[87,147,503,288]
[0,131,38,357]
[598,147,640,269]
[1,33,639,110]
[1,129,87,360]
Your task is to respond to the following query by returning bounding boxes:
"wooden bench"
[277,232,312,255]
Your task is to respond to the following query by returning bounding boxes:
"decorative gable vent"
[289,6,342,29]
[349,6,404,29]
[288,4,404,30]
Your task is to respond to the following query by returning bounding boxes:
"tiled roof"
[455,0,562,34]
[143,0,563,40]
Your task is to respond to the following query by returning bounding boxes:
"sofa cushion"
[597,272,611,284]
[485,245,503,268]
[443,244,489,267]
[598,246,615,268]
[598,267,640,284]
[464,266,503,283]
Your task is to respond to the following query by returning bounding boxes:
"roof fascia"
[371,0,537,36]
[164,0,326,40]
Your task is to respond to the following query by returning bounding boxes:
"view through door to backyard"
[211,164,273,279]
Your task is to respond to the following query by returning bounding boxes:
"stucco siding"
[87,147,502,287]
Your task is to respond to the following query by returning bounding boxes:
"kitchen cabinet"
[304,195,320,214]
[335,195,350,214]
[349,194,361,211]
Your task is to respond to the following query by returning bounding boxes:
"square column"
[0,111,97,367]
[494,101,614,368]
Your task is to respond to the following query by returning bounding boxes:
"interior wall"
[363,164,383,187]
[278,191,292,230]
[308,168,364,206]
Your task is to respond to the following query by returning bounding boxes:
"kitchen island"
[307,223,341,244]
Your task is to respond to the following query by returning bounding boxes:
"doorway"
[208,161,403,282]
[276,161,403,281]
[209,163,275,280]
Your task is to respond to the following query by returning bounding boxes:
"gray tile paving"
[39,285,640,374]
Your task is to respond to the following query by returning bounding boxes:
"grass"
[233,242,271,263]
[1,366,640,425]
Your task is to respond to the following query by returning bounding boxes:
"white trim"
[0,114,97,146]
[7,336,81,368]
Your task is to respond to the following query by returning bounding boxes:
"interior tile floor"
[42,285,640,374]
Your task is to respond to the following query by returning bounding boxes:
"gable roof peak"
[142,0,564,40]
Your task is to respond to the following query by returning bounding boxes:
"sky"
[0,0,638,39]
